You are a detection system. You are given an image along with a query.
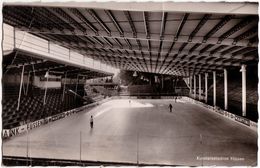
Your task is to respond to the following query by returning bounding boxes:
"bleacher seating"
[2,85,86,129]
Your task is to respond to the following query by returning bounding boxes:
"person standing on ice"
[129,99,131,107]
[169,104,173,112]
[90,115,94,128]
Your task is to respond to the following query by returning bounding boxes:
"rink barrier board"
[3,96,257,138]
[2,97,114,139]
[183,97,257,132]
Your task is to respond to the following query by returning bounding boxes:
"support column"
[62,72,67,101]
[199,74,201,100]
[194,75,196,99]
[213,71,216,107]
[43,70,49,105]
[205,73,208,103]
[13,28,16,49]
[189,76,192,96]
[161,75,164,90]
[75,74,79,99]
[17,65,25,111]
[224,69,228,110]
[26,71,31,96]
[241,65,247,116]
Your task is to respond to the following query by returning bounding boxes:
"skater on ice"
[90,115,94,128]
[169,103,173,112]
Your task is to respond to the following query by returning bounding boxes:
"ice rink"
[3,98,257,166]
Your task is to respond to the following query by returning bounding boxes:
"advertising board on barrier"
[27,119,46,130]
[185,96,257,132]
[250,121,257,131]
[3,124,27,138]
[235,115,250,126]
[215,108,224,115]
[161,96,174,99]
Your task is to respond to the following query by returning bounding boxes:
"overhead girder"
[132,50,147,71]
[28,35,255,62]
[6,2,258,15]
[178,42,188,53]
[113,38,123,48]
[249,35,258,44]
[45,8,92,44]
[164,64,222,75]
[210,45,228,54]
[143,12,150,39]
[157,41,175,73]
[3,4,258,76]
[91,36,104,46]
[189,43,201,53]
[199,44,214,54]
[47,7,86,32]
[81,45,255,61]
[67,8,98,34]
[124,11,137,37]
[36,8,68,31]
[167,62,223,73]
[203,15,234,42]
[154,40,163,73]
[189,14,211,42]
[35,33,256,74]
[105,10,124,36]
[221,46,241,55]
[124,38,132,49]
[160,12,168,40]
[233,26,258,44]
[232,47,257,56]
[175,13,189,41]
[102,37,113,47]
[218,16,257,43]
[147,39,152,71]
[16,26,257,47]
[100,57,218,75]
[89,52,241,68]
[87,9,111,35]
[86,47,254,63]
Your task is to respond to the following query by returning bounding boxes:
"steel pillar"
[224,69,228,110]
[241,65,247,116]
[205,73,208,103]
[199,74,201,100]
[62,72,67,101]
[17,65,25,110]
[194,75,196,99]
[213,71,216,107]
[43,70,49,105]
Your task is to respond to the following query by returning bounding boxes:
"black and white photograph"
[1,0,258,166]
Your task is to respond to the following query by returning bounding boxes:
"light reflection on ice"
[103,99,154,108]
